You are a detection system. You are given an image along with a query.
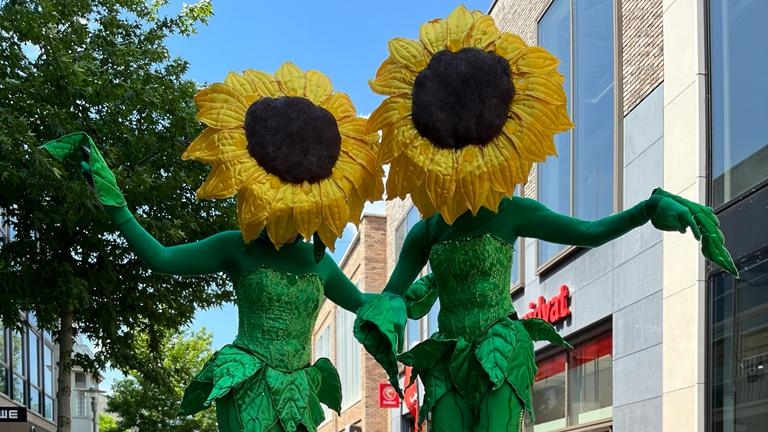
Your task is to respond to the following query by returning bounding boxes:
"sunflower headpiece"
[183,62,384,250]
[368,5,573,224]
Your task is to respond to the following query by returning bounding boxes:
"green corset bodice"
[233,267,324,370]
[429,234,516,340]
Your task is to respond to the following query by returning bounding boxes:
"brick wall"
[622,0,663,114]
[314,214,391,432]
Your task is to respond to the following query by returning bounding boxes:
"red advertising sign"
[403,367,419,421]
[522,284,571,324]
[378,383,401,408]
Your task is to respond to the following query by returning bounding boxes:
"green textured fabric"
[40,132,127,207]
[233,269,323,370]
[403,274,439,320]
[353,293,407,398]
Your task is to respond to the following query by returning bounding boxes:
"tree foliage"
[0,0,234,430]
[104,328,218,432]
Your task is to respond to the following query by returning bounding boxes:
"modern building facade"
[313,214,392,432]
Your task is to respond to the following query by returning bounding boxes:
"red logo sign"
[378,383,401,408]
[522,284,571,324]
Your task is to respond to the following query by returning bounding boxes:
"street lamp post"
[83,387,105,432]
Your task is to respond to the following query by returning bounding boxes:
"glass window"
[533,353,567,430]
[28,329,39,387]
[537,0,616,265]
[512,238,522,288]
[709,250,768,431]
[314,326,332,420]
[0,324,7,396]
[337,308,361,409]
[45,396,55,421]
[44,344,54,397]
[568,332,613,424]
[427,298,440,336]
[406,319,421,350]
[710,0,768,207]
[11,330,23,375]
[533,330,613,431]
[394,206,422,259]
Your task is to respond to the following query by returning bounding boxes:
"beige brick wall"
[314,214,391,432]
[622,0,664,113]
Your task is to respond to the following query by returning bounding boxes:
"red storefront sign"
[403,366,419,429]
[378,383,401,408]
[522,284,571,324]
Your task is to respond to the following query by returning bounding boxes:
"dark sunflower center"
[244,96,341,184]
[411,47,515,149]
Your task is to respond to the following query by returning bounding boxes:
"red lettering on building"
[522,284,571,324]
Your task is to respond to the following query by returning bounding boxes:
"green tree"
[104,328,218,432]
[0,1,235,431]
[99,413,125,432]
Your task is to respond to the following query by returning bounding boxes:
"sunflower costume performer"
[357,5,738,432]
[42,63,403,432]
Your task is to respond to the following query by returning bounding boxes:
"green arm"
[42,132,238,276]
[382,221,430,296]
[320,255,366,312]
[509,196,659,248]
[106,206,239,276]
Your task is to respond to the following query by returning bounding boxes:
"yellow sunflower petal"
[484,138,519,194]
[224,71,261,105]
[419,18,448,54]
[182,129,249,163]
[502,121,551,163]
[493,32,528,62]
[367,97,410,134]
[304,70,333,105]
[334,149,383,202]
[464,14,501,49]
[293,181,323,240]
[369,58,418,97]
[321,92,356,120]
[316,221,339,252]
[491,135,532,184]
[194,83,248,129]
[512,46,560,74]
[424,149,458,220]
[266,182,298,247]
[386,153,425,200]
[243,69,281,98]
[409,183,438,219]
[337,117,367,141]
[444,5,475,51]
[318,178,350,237]
[182,127,217,160]
[481,188,506,213]
[515,74,567,105]
[379,118,419,162]
[388,37,430,72]
[457,145,490,214]
[510,95,568,132]
[340,139,380,180]
[196,159,264,199]
[237,180,272,242]
[275,62,306,97]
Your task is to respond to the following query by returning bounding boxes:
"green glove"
[40,132,126,207]
[650,188,738,277]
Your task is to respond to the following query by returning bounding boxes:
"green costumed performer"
[42,62,405,432]
[355,5,738,432]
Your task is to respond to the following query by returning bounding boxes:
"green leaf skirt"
[180,344,341,431]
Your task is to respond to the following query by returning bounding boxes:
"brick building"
[313,214,393,432]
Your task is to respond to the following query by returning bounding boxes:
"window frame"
[534,0,623,273]
[532,323,614,431]
[336,293,362,410]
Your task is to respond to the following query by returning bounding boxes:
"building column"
[661,0,709,431]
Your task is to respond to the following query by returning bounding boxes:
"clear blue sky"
[99,0,490,391]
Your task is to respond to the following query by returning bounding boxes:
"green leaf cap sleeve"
[650,187,739,277]
[404,273,439,319]
[40,132,127,207]
[521,318,573,349]
[353,292,407,398]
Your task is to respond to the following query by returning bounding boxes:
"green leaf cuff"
[40,132,127,207]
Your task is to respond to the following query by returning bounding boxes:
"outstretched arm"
[106,206,239,276]
[41,132,238,276]
[509,195,670,248]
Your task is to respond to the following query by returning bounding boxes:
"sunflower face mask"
[367,5,572,223]
[184,62,384,249]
